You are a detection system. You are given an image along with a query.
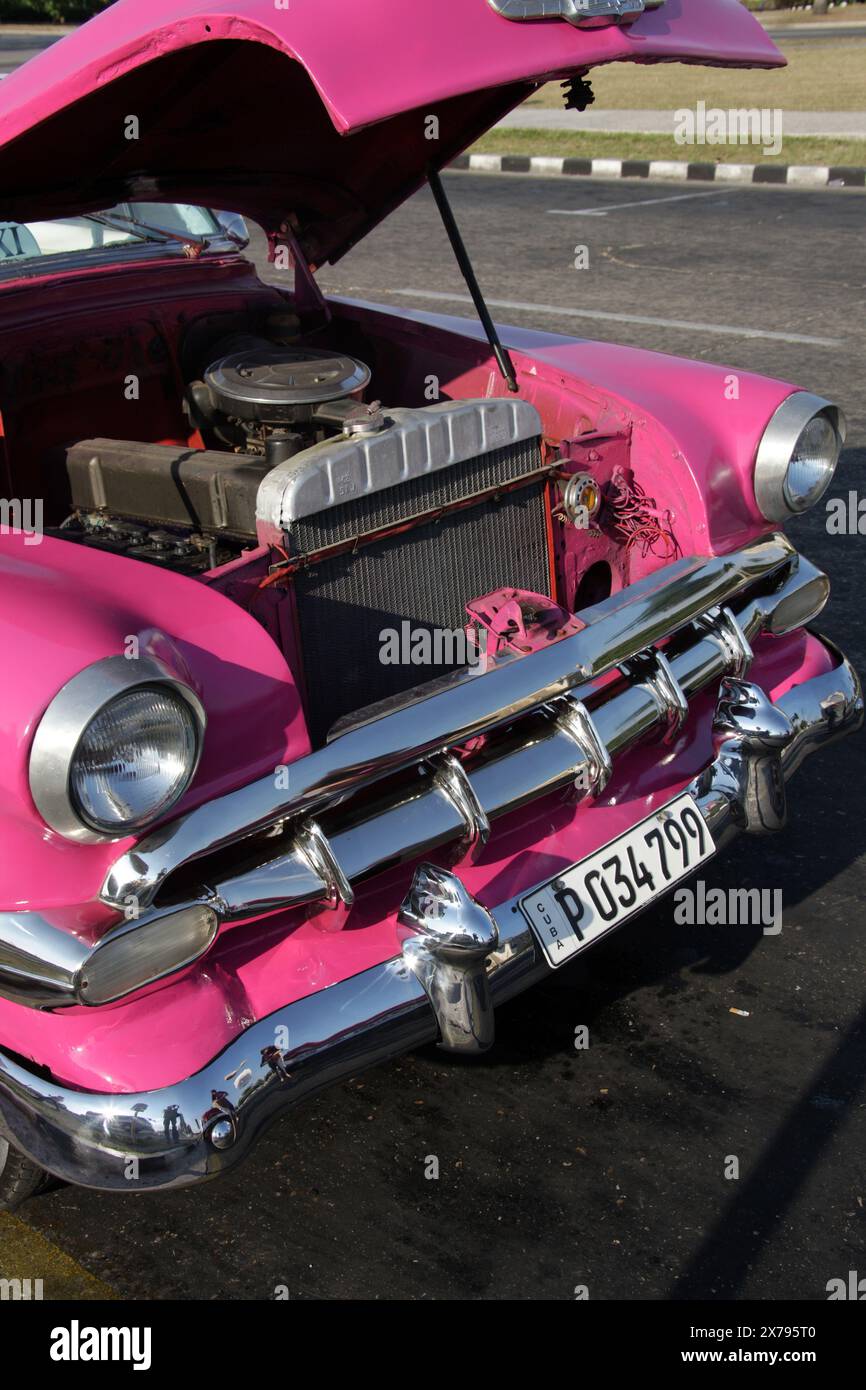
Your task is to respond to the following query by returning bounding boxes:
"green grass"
[526,39,864,112]
[470,128,866,167]
[753,3,866,18]
[0,2,109,19]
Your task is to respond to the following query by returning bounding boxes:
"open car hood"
[0,0,783,267]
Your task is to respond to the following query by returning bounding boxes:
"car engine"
[49,340,567,741]
[55,342,377,572]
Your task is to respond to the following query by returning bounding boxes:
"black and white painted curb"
[451,152,866,188]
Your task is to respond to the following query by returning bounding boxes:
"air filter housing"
[204,347,371,424]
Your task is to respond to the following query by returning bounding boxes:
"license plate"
[520,793,715,968]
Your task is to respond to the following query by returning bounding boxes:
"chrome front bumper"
[0,639,860,1192]
[0,534,841,1010]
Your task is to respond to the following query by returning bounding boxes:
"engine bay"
[41,331,571,740]
[50,340,385,573]
[0,286,648,744]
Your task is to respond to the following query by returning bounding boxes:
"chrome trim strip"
[101,536,796,911]
[0,914,86,1007]
[624,649,688,744]
[0,547,833,1010]
[294,820,355,909]
[554,697,612,796]
[696,605,753,679]
[488,0,655,27]
[256,397,543,535]
[0,640,858,1193]
[431,753,491,856]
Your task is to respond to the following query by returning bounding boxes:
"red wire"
[609,466,678,560]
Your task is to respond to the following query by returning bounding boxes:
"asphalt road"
[0,30,63,73]
[766,22,866,39]
[8,174,866,1302]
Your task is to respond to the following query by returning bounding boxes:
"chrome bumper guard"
[0,535,850,1009]
[102,535,799,917]
[0,636,860,1192]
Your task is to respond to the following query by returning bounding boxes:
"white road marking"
[548,189,736,217]
[391,288,843,347]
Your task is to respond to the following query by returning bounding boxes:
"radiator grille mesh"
[289,436,544,555]
[292,440,550,745]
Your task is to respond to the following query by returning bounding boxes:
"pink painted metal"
[465,589,585,660]
[0,285,804,923]
[0,0,826,1119]
[0,0,785,140]
[0,631,835,1094]
[333,296,796,554]
[0,0,783,257]
[0,532,309,914]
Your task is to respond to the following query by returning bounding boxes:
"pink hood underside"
[0,0,782,263]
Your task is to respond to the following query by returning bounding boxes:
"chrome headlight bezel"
[753,391,846,522]
[29,655,206,844]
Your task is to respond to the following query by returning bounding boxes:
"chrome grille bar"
[137,553,826,928]
[102,535,797,912]
[3,547,833,1009]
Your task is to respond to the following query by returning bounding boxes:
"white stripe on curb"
[787,165,831,186]
[712,164,755,182]
[590,158,622,178]
[468,154,503,173]
[458,154,849,189]
[529,156,566,175]
[647,160,689,181]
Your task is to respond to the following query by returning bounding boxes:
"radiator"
[271,401,551,744]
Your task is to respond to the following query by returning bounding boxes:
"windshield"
[0,202,224,265]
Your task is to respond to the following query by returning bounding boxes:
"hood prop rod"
[427,165,518,393]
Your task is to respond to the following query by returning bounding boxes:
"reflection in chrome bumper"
[0,637,860,1193]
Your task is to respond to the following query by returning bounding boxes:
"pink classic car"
[0,0,860,1209]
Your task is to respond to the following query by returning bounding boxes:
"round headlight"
[29,655,206,843]
[71,686,199,833]
[754,392,845,522]
[783,414,838,512]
